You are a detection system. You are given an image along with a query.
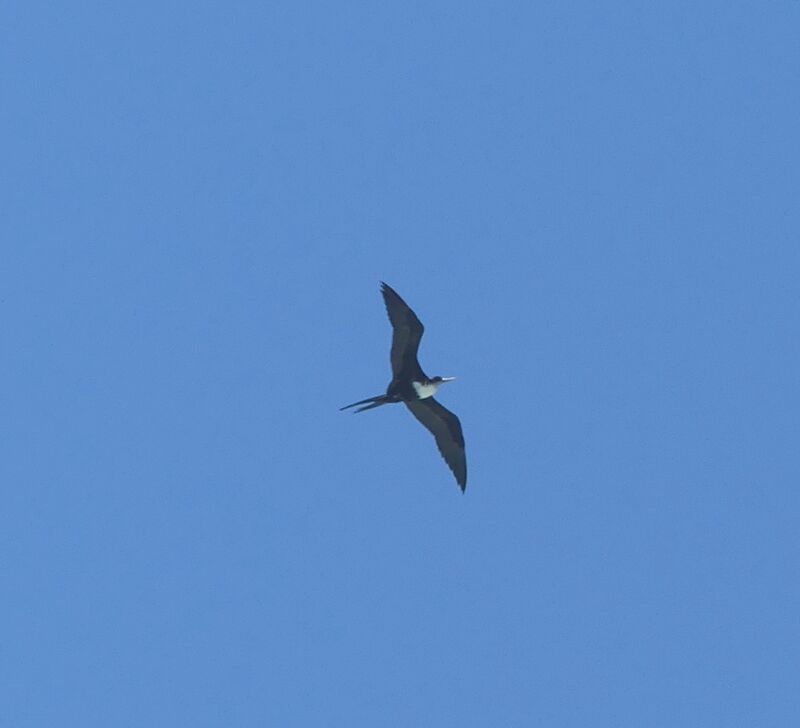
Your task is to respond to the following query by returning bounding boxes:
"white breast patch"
[412,381,439,399]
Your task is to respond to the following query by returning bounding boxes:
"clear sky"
[3,2,799,726]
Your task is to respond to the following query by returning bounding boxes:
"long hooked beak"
[441,377,456,382]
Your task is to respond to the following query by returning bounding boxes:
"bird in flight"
[341,282,467,491]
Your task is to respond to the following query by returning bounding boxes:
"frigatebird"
[340,282,467,491]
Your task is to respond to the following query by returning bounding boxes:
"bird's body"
[340,282,467,491]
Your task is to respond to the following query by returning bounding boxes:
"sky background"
[3,2,799,726]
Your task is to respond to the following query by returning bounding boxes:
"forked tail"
[339,394,390,413]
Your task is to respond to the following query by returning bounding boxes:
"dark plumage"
[340,282,467,491]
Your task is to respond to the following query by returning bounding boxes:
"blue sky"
[3,1,799,725]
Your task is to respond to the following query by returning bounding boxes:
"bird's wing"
[381,282,425,379]
[405,397,467,491]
